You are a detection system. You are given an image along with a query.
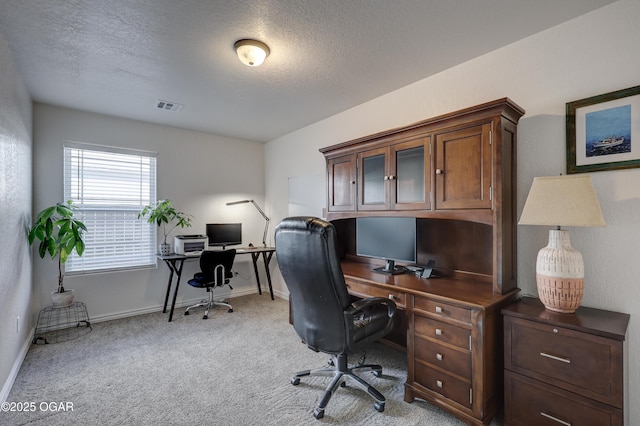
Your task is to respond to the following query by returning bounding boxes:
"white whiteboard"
[288,173,326,218]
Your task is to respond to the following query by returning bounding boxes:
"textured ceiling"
[0,0,616,142]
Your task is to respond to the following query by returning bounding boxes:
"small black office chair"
[274,217,397,419]
[185,249,236,319]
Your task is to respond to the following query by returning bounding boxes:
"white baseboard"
[89,287,286,324]
[1,327,35,403]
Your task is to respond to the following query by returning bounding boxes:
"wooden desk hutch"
[319,99,525,425]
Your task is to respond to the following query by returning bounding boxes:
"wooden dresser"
[502,297,630,426]
[320,99,525,425]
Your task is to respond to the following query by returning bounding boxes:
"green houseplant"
[28,200,87,307]
[138,199,192,255]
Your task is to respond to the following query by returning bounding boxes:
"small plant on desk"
[138,199,192,255]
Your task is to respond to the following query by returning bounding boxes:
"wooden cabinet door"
[327,154,356,212]
[357,147,390,211]
[435,123,492,210]
[390,137,431,210]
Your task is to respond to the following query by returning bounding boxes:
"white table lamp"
[519,175,605,313]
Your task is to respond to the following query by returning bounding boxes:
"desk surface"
[158,247,275,260]
[341,260,517,309]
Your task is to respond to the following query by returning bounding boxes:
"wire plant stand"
[33,302,92,344]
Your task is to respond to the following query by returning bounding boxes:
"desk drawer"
[505,316,623,406]
[414,335,471,379]
[414,315,471,351]
[346,280,406,307]
[415,361,472,408]
[505,371,622,426]
[414,296,471,325]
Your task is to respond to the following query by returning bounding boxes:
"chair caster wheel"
[228,308,233,313]
[291,377,300,386]
[313,408,324,419]
[184,311,190,316]
[374,402,385,412]
[202,315,208,319]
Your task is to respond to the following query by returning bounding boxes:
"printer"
[174,234,208,256]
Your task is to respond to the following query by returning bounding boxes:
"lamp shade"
[518,175,605,227]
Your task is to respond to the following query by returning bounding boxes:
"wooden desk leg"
[163,262,174,313]
[167,259,185,322]
[262,251,275,300]
[251,253,263,295]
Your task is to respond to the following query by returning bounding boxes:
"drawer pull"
[435,328,442,336]
[540,352,571,364]
[435,306,443,313]
[540,411,571,426]
[436,353,443,361]
[436,380,443,388]
[388,294,395,301]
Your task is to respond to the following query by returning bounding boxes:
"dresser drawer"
[505,316,623,407]
[345,280,406,307]
[414,315,471,350]
[414,296,471,325]
[414,335,471,379]
[415,361,472,408]
[505,371,623,426]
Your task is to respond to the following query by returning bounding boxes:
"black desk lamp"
[226,199,270,247]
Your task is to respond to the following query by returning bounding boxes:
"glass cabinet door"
[358,147,389,210]
[396,146,424,203]
[392,137,431,210]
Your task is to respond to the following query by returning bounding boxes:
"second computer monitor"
[206,223,242,248]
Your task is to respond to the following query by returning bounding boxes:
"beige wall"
[265,1,640,424]
[0,35,33,401]
[32,104,269,321]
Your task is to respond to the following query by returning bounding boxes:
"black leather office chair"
[274,217,397,419]
[185,249,236,319]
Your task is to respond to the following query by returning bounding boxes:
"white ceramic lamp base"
[535,229,584,313]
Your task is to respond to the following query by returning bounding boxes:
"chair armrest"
[343,297,397,347]
[347,297,397,318]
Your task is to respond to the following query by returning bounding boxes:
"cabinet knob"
[384,175,389,180]
[435,169,443,175]
[436,353,443,361]
[435,306,443,314]
[388,175,396,180]
[436,380,443,388]
[388,294,395,301]
[435,328,442,336]
[351,180,356,184]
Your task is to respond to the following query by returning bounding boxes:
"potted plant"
[28,200,87,307]
[138,199,192,255]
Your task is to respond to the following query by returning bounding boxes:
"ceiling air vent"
[156,100,184,112]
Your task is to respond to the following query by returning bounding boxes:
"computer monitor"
[206,223,242,248]
[356,216,416,275]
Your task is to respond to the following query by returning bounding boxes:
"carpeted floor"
[3,294,497,425]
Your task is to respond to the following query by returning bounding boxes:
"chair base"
[291,353,385,419]
[184,294,233,319]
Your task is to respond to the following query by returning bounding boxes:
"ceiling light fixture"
[234,39,270,67]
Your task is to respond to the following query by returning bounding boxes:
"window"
[64,143,157,274]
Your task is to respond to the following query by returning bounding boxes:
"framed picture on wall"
[566,84,640,174]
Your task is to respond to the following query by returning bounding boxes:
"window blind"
[63,143,157,274]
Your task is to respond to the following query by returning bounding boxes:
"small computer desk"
[158,246,275,322]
